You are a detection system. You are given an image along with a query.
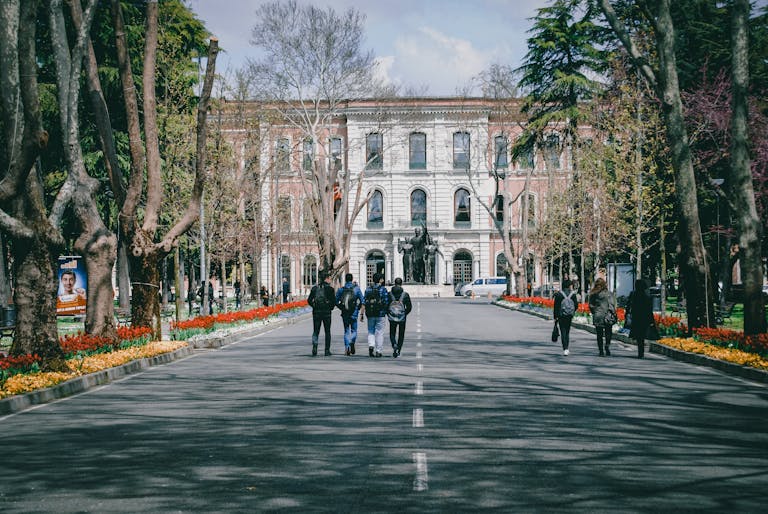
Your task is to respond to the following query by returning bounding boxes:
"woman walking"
[588,278,616,357]
[628,278,655,358]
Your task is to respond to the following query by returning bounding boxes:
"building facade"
[224,97,570,297]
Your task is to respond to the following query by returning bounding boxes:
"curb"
[1,311,314,416]
[0,345,194,416]
[494,300,768,384]
[188,311,312,349]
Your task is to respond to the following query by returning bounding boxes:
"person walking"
[553,279,579,356]
[282,277,291,303]
[308,270,336,356]
[588,278,616,357]
[628,278,655,358]
[260,285,269,307]
[336,273,365,356]
[388,277,413,358]
[362,272,389,357]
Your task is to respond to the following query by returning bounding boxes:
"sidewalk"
[494,299,768,384]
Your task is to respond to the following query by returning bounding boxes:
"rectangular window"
[544,135,560,170]
[494,136,508,169]
[277,196,291,233]
[495,194,504,222]
[329,137,342,171]
[453,132,470,169]
[302,139,313,172]
[516,146,534,170]
[302,199,314,231]
[366,133,383,170]
[409,133,427,169]
[275,138,290,171]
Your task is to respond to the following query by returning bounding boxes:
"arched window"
[366,133,383,170]
[302,255,317,286]
[410,189,427,226]
[453,131,470,169]
[409,132,426,169]
[454,188,471,225]
[367,190,383,228]
[496,253,508,276]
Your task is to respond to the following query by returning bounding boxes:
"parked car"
[459,276,511,297]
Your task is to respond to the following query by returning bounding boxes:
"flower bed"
[0,341,187,399]
[1,326,154,384]
[658,337,768,371]
[170,300,308,340]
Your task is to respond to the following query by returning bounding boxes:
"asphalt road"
[1,298,767,513]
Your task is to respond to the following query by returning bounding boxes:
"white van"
[459,276,511,297]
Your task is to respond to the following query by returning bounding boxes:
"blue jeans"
[342,315,359,348]
[367,316,387,353]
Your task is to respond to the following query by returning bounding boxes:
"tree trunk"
[10,236,64,364]
[730,0,766,334]
[127,246,161,337]
[75,227,117,339]
[117,241,131,309]
[655,0,715,329]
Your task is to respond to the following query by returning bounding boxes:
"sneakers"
[350,343,356,355]
[312,344,318,356]
[369,347,374,357]
[393,349,399,358]
[375,352,382,358]
[563,349,570,356]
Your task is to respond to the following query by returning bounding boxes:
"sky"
[186,0,550,96]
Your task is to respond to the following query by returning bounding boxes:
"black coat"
[629,289,655,340]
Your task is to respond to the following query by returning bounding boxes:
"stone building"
[223,97,570,297]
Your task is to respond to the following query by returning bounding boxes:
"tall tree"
[49,0,118,340]
[599,0,716,330]
[247,0,380,279]
[729,0,766,334]
[516,0,609,292]
[108,0,218,335]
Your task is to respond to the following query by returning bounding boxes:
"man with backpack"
[553,279,579,356]
[362,272,390,357]
[336,273,365,356]
[308,270,336,356]
[388,277,413,358]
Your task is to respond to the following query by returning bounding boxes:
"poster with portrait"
[56,256,87,316]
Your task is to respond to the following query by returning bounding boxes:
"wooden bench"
[715,302,735,325]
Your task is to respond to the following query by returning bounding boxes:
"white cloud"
[372,55,398,88]
[388,26,490,96]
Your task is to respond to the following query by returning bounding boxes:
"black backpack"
[339,286,357,314]
[312,285,332,312]
[364,287,383,316]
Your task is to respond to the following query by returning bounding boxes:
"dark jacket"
[308,282,336,315]
[363,284,390,318]
[588,289,615,326]
[629,287,655,340]
[388,285,413,319]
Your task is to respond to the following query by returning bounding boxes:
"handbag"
[551,321,560,342]
[604,308,617,326]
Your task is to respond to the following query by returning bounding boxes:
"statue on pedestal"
[398,225,437,284]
